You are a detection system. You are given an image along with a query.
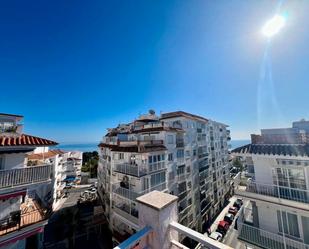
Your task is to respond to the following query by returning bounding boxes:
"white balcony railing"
[0,165,52,189]
[238,222,309,249]
[241,181,309,204]
[114,163,147,177]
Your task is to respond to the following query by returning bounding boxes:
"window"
[277,211,300,238]
[168,153,173,161]
[177,149,184,158]
[167,135,174,144]
[150,171,166,186]
[119,153,124,160]
[177,165,185,175]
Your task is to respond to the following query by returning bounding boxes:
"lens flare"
[262,15,286,37]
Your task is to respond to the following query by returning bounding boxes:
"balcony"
[238,222,309,249]
[235,181,309,207]
[148,161,166,173]
[0,198,49,238]
[0,164,52,192]
[114,163,147,177]
[113,182,167,201]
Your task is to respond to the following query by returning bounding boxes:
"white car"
[209,231,223,241]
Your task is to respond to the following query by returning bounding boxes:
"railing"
[0,207,47,236]
[243,181,309,204]
[113,206,138,224]
[114,163,147,177]
[113,182,167,201]
[114,226,152,249]
[112,183,142,200]
[0,164,52,189]
[176,139,184,148]
[149,161,166,173]
[238,222,309,249]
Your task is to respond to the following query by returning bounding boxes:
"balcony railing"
[238,222,309,249]
[0,199,48,237]
[149,161,166,173]
[114,163,147,177]
[0,164,52,190]
[113,182,167,201]
[242,181,309,204]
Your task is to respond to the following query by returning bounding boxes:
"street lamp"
[262,14,286,37]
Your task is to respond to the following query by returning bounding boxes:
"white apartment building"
[0,113,57,249]
[97,111,231,244]
[28,149,83,210]
[233,122,309,249]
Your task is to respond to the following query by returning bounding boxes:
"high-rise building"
[0,113,57,249]
[97,110,231,244]
[233,121,309,249]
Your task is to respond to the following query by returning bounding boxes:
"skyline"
[1,0,309,143]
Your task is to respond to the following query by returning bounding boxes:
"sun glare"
[262,14,286,37]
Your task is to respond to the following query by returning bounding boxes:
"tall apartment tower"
[0,113,57,249]
[97,111,231,244]
[233,121,309,249]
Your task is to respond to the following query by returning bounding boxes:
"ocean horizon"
[56,139,250,152]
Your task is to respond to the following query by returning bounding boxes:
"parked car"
[236,198,243,205]
[233,200,242,209]
[216,220,230,235]
[228,207,238,215]
[209,231,223,241]
[224,213,235,225]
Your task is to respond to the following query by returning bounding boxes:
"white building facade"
[0,113,57,249]
[97,111,231,244]
[233,122,309,249]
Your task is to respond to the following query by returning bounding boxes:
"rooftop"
[160,111,209,123]
[136,190,178,210]
[28,149,65,160]
[232,143,309,157]
[0,134,58,147]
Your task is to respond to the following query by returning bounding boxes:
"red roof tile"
[0,134,58,147]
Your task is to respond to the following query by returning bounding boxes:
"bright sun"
[262,14,286,37]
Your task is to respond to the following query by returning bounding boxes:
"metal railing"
[0,207,47,236]
[244,181,309,204]
[114,163,147,177]
[238,222,309,249]
[149,161,166,173]
[0,164,52,189]
[113,182,167,201]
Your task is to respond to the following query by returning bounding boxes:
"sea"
[56,140,250,153]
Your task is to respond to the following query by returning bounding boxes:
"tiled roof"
[0,134,58,147]
[28,149,64,160]
[160,111,208,122]
[98,143,167,153]
[232,144,309,157]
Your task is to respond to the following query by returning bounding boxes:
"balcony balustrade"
[0,164,52,190]
[238,222,309,249]
[114,163,147,177]
[238,181,309,204]
[0,199,49,237]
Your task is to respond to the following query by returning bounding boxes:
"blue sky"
[1,0,309,143]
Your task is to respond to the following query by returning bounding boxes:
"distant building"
[27,149,83,210]
[97,110,231,244]
[251,119,309,144]
[0,113,57,249]
[233,120,309,249]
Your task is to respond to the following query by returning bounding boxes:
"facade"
[0,113,57,249]
[28,149,83,210]
[233,121,309,249]
[97,111,231,244]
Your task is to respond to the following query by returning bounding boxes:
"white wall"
[3,153,26,170]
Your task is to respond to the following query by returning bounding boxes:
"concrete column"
[136,190,179,249]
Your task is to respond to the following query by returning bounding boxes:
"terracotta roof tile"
[0,134,58,147]
[28,149,64,160]
[160,111,209,123]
